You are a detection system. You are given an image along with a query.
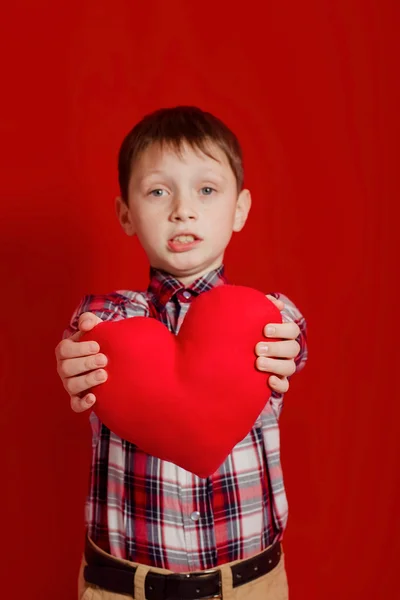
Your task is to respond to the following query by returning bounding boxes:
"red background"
[0,1,398,598]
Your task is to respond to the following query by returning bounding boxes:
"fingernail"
[259,344,269,354]
[90,343,99,353]
[266,326,276,336]
[95,370,106,381]
[95,355,107,366]
[85,396,95,405]
[259,357,269,368]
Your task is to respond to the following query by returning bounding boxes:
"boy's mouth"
[168,234,202,252]
[171,234,198,243]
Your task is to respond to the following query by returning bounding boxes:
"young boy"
[56,106,307,600]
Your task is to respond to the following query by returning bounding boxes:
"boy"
[56,106,307,600]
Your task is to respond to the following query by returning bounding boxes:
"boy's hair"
[118,106,244,204]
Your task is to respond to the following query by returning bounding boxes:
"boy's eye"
[200,187,215,196]
[150,189,166,197]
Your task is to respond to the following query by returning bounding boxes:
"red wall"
[1,1,398,598]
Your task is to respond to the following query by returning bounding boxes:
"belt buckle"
[183,568,221,599]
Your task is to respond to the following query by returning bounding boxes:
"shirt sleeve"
[261,292,308,420]
[268,292,308,373]
[62,293,126,340]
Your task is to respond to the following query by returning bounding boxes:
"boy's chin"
[153,255,215,277]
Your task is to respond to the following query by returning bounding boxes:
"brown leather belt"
[84,536,282,599]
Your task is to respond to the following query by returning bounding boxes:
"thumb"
[78,312,103,333]
[266,294,284,311]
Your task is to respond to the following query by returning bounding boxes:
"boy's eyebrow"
[134,170,171,185]
[139,170,168,180]
[138,169,228,183]
[201,170,227,182]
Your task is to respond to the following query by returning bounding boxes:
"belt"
[84,536,282,600]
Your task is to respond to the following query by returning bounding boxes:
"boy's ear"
[233,189,252,232]
[115,196,136,236]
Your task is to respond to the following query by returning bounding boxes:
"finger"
[64,369,108,396]
[70,393,97,413]
[263,322,300,340]
[56,337,100,361]
[266,295,284,311]
[58,353,108,378]
[256,356,297,377]
[58,323,95,348]
[255,339,300,359]
[268,376,290,394]
[78,312,103,332]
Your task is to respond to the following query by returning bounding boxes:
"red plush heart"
[81,285,281,477]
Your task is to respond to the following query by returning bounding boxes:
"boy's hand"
[55,312,108,413]
[255,295,300,394]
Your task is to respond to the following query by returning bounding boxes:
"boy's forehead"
[132,141,229,177]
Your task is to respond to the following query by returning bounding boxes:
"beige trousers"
[78,537,289,600]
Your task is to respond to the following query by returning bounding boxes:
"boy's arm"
[56,294,123,413]
[61,294,123,340]
[57,292,149,413]
[255,292,308,402]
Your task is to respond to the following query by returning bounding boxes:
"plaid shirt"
[64,265,307,572]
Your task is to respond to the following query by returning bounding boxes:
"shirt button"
[190,511,200,522]
[182,290,191,300]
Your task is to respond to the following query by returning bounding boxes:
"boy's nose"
[170,198,197,221]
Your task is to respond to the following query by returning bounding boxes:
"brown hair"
[118,106,244,204]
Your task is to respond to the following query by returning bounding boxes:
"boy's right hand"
[55,312,108,413]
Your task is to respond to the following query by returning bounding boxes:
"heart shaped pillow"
[81,285,281,477]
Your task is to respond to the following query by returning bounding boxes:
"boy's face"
[116,141,251,286]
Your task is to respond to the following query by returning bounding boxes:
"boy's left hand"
[255,295,300,394]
